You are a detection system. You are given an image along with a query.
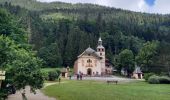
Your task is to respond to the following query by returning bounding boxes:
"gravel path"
[72,76,143,83]
[7,85,56,100]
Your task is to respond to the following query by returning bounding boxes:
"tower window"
[98,49,100,51]
[100,53,102,56]
[102,49,104,51]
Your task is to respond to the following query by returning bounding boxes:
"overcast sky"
[37,0,170,14]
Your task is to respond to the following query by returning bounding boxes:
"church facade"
[74,37,112,76]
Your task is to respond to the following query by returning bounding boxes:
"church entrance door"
[87,68,92,75]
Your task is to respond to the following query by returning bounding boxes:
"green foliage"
[38,43,62,67]
[41,13,72,21]
[0,8,27,44]
[148,75,170,84]
[41,68,61,80]
[148,75,160,84]
[0,8,44,98]
[48,70,60,81]
[159,76,170,84]
[143,73,155,81]
[0,88,8,99]
[1,0,170,74]
[0,35,44,91]
[0,35,15,68]
[136,41,159,71]
[118,49,135,74]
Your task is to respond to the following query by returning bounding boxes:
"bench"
[107,80,118,85]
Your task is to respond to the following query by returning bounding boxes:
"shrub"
[48,71,58,81]
[159,76,170,84]
[42,71,49,80]
[0,89,8,99]
[144,73,155,81]
[148,75,170,84]
[148,75,160,84]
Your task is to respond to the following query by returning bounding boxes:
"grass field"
[41,68,74,75]
[43,80,170,100]
[41,68,59,73]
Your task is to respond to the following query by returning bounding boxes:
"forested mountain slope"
[0,0,170,74]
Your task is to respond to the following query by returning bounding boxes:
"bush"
[0,89,8,100]
[144,73,155,81]
[48,70,60,81]
[148,75,170,84]
[42,71,49,80]
[148,75,160,84]
[159,76,170,84]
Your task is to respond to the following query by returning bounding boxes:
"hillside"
[0,0,170,74]
[0,0,108,11]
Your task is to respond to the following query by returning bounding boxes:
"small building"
[60,67,70,78]
[105,59,113,75]
[132,67,143,79]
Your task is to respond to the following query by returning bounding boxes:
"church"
[74,37,113,76]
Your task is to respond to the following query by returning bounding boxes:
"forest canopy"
[0,0,170,74]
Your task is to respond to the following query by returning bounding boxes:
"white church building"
[74,37,112,76]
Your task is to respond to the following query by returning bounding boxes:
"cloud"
[37,0,170,14]
[150,0,170,14]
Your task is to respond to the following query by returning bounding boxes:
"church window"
[100,53,102,56]
[102,49,104,52]
[98,49,100,51]
[87,59,92,63]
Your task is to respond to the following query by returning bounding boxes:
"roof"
[97,45,104,48]
[78,47,101,58]
[85,47,96,54]
[98,37,102,41]
[133,67,142,73]
[61,68,68,73]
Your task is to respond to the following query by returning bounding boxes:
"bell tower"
[97,37,105,75]
[97,37,105,59]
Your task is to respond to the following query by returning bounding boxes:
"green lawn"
[42,80,170,100]
[41,68,74,75]
[41,68,59,73]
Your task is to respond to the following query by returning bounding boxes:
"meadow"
[43,80,170,100]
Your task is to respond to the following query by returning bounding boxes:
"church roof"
[85,47,96,54]
[78,47,101,58]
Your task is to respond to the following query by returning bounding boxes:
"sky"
[37,0,170,14]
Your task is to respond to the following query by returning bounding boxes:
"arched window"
[87,59,92,63]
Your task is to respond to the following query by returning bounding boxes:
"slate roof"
[78,47,101,58]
